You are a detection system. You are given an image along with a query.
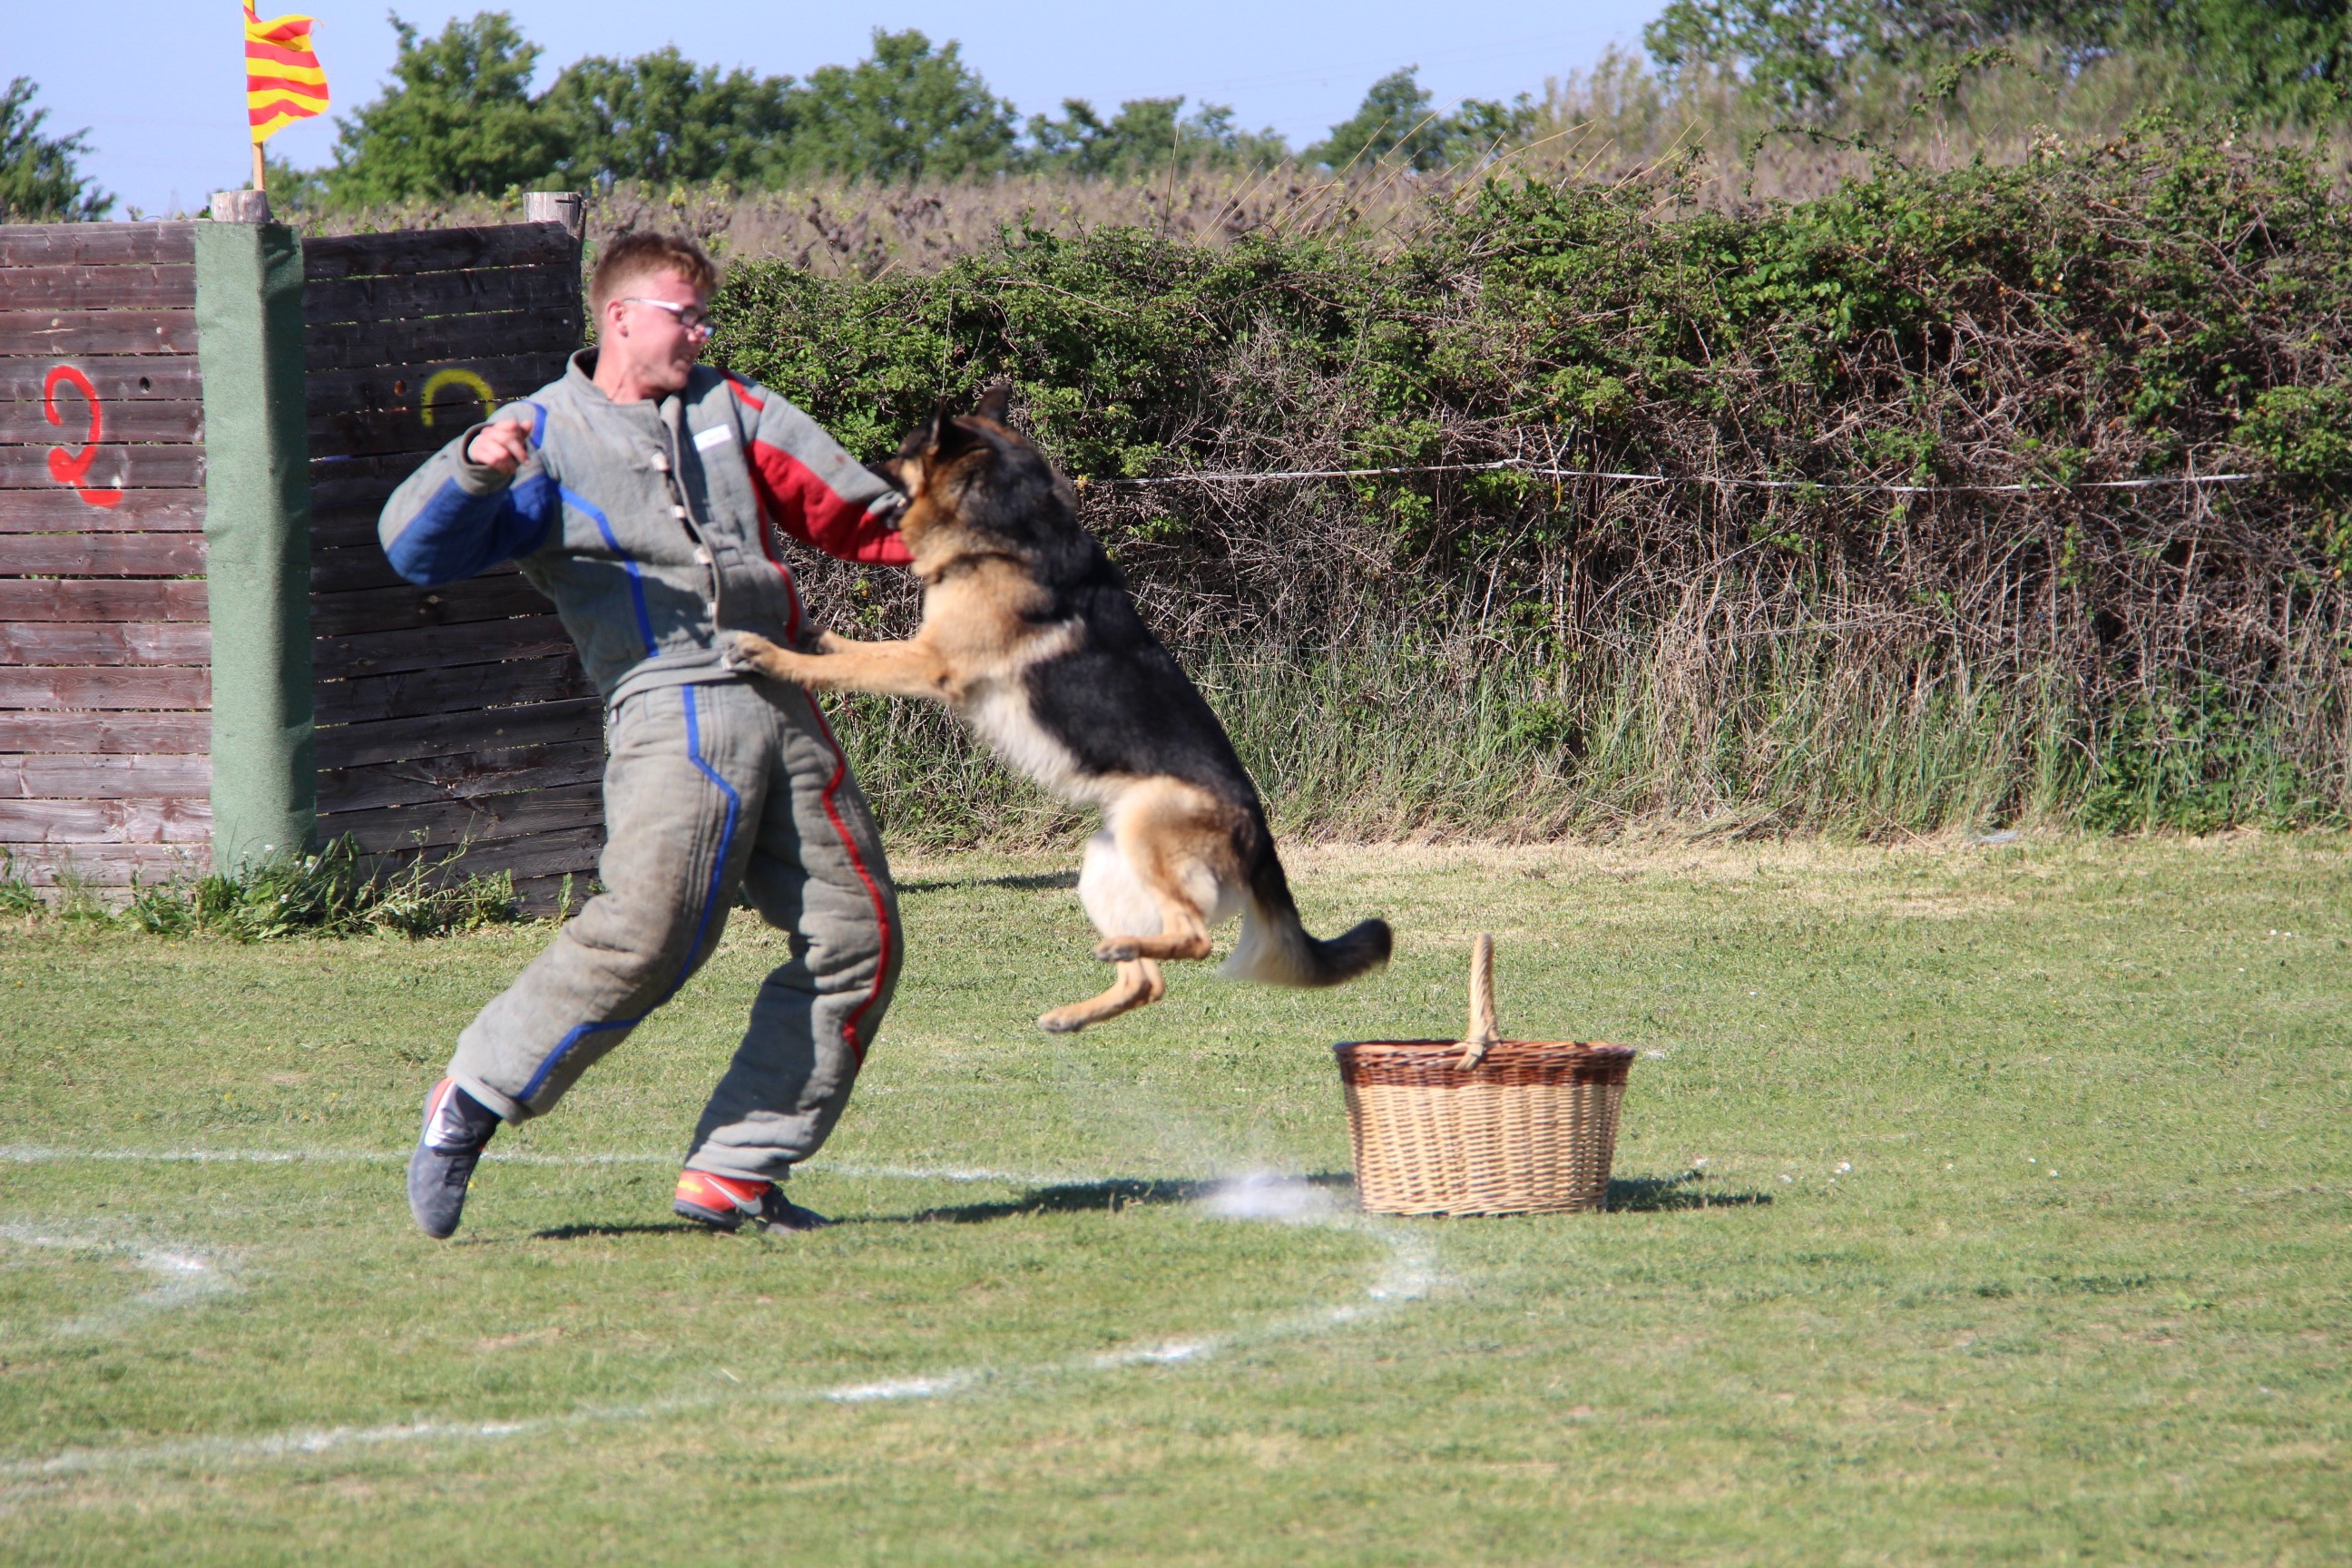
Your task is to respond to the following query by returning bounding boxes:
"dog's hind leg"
[1038,959,1161,1034]
[1088,781,1227,965]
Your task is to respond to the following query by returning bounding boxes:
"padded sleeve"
[730,377,912,567]
[377,402,562,587]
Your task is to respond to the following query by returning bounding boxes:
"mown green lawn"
[1,836,2345,1565]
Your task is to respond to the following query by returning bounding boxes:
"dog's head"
[884,385,1087,573]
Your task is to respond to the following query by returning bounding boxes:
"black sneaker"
[407,1078,499,1239]
[673,1169,830,1233]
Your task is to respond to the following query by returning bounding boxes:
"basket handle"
[1457,933,1500,1070]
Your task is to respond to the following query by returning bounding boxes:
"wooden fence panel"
[0,222,197,268]
[0,213,593,906]
[303,219,595,906]
[0,309,199,358]
[300,223,576,279]
[0,220,210,889]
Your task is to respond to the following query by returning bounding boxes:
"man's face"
[603,268,710,394]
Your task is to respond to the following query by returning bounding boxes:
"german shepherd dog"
[726,387,1393,1033]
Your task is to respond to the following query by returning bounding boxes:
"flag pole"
[251,142,266,192]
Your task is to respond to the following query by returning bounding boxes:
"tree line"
[300,15,1535,204]
[5,0,2347,220]
[1647,0,2352,123]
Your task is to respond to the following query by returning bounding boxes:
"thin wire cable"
[1073,457,2265,495]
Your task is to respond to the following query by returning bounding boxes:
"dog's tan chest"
[944,618,1117,804]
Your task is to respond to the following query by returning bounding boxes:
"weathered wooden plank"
[0,356,204,404]
[315,654,591,726]
[308,472,411,513]
[304,310,580,374]
[0,400,201,446]
[314,538,530,593]
[0,532,205,577]
[510,871,586,915]
[0,579,206,622]
[0,666,209,711]
[314,741,603,813]
[0,621,210,667]
[0,710,209,754]
[0,797,211,845]
[320,780,602,853]
[311,426,472,466]
[312,697,603,769]
[0,753,210,800]
[310,405,501,462]
[305,312,581,376]
[0,222,197,269]
[366,825,604,885]
[2,264,196,311]
[304,354,570,419]
[0,487,203,532]
[0,309,197,357]
[0,843,210,890]
[309,451,451,490]
[311,542,407,594]
[300,223,576,281]
[313,498,392,528]
[0,443,204,491]
[306,264,581,326]
[312,510,394,551]
[312,614,574,680]
[309,574,549,639]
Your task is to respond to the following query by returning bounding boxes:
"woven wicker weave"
[1335,936,1633,1215]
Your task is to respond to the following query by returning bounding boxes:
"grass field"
[2,836,2346,1564]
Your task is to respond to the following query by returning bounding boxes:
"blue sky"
[17,3,1667,215]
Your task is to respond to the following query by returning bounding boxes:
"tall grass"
[0,838,525,936]
[830,632,2335,849]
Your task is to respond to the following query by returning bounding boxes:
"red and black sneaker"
[673,1169,828,1233]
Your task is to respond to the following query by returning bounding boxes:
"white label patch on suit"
[693,425,734,452]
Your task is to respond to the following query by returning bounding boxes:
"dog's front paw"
[725,632,784,674]
[1092,937,1140,963]
[729,632,826,685]
[1037,1006,1089,1034]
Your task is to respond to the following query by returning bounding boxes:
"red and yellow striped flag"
[244,3,328,144]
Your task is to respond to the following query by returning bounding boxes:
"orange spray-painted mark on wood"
[44,365,123,508]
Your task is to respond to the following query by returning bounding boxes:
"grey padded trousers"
[445,676,902,1182]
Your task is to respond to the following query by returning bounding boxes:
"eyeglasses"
[617,297,714,338]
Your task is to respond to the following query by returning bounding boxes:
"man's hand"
[466,420,532,475]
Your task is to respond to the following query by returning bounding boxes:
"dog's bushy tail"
[1220,838,1392,989]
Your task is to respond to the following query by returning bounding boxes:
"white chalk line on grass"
[0,1145,1054,1185]
[3,1173,1438,1484]
[0,1223,239,1337]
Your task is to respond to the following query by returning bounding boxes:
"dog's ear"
[905,399,976,459]
[973,382,1013,426]
[915,399,955,455]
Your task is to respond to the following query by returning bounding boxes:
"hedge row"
[702,119,2352,834]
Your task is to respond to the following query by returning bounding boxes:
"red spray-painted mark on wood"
[44,365,123,508]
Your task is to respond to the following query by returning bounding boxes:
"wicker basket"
[1336,934,1634,1215]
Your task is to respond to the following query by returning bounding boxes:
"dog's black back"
[939,418,1267,823]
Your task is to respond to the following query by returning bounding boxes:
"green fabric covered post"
[196,198,315,872]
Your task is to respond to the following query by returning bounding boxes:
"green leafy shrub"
[0,851,43,917]
[28,838,523,941]
[707,117,2352,838]
[2081,683,2334,833]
